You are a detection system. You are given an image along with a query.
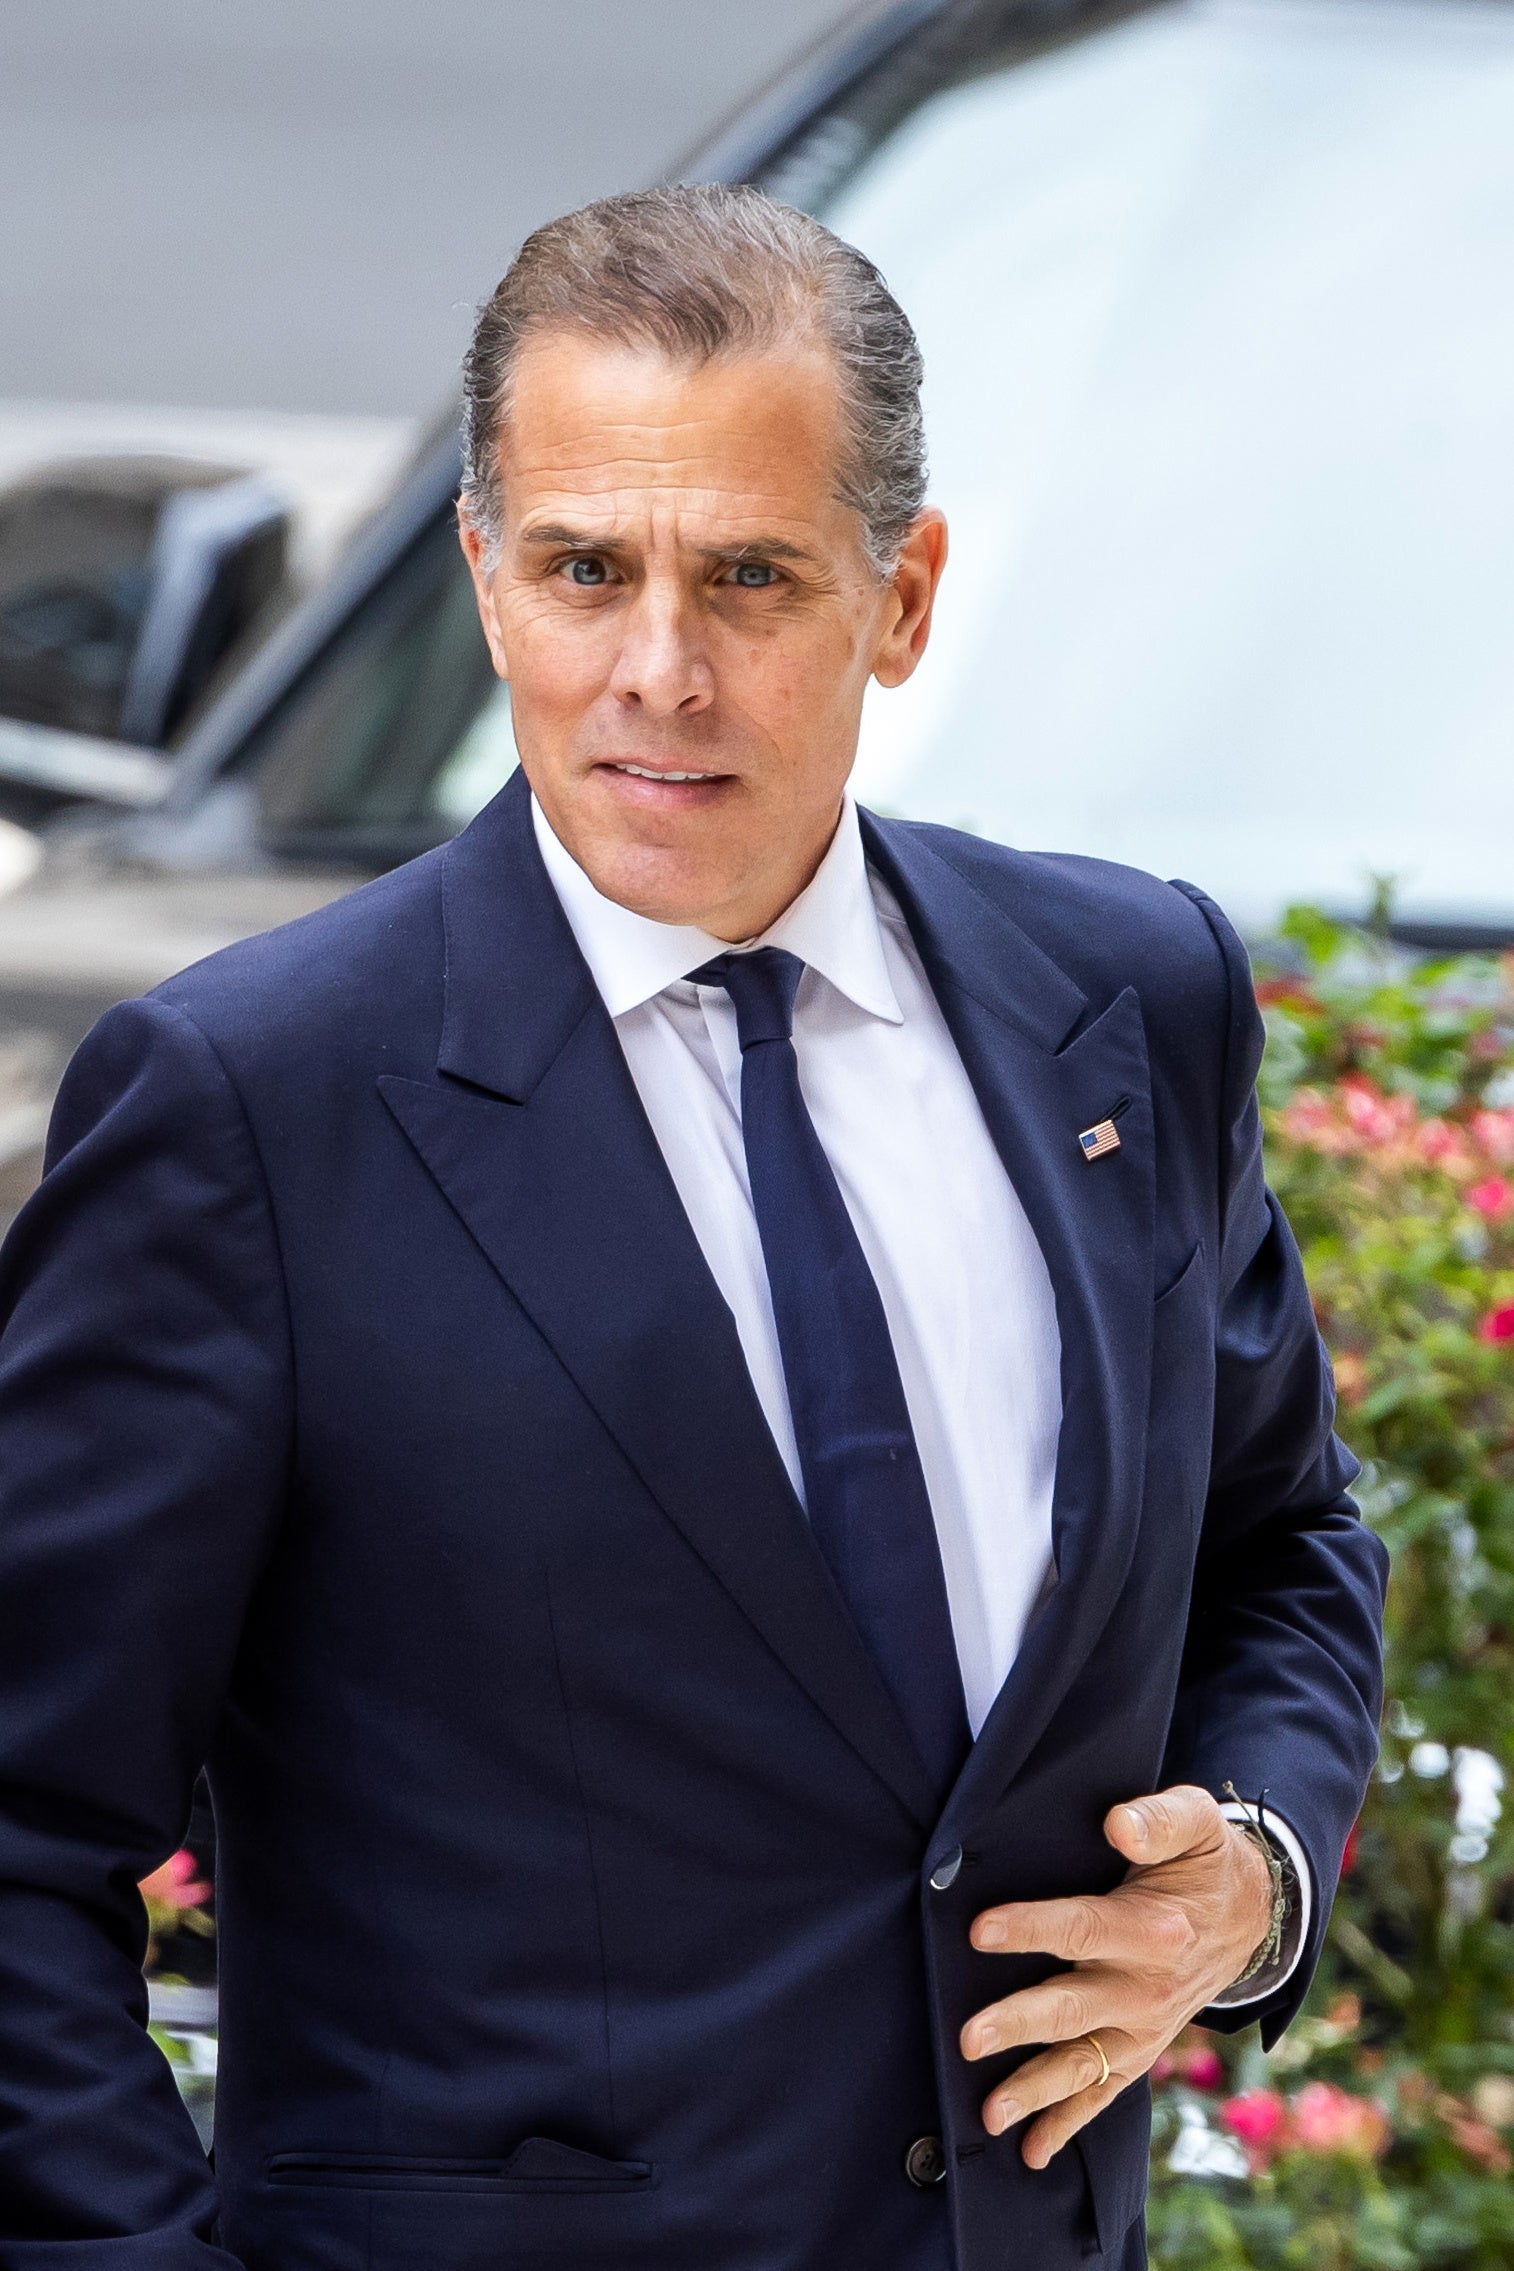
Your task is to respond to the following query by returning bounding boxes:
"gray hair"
[460,182,926,577]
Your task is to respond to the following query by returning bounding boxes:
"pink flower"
[1254,979,1320,1013]
[1153,2033,1225,2088]
[1221,2088,1286,2152]
[1278,1089,1338,1145]
[1290,2081,1389,2159]
[1341,1077,1409,1145]
[1473,1109,1514,1166]
[138,1849,211,1912]
[1284,1100,1369,1158]
[1468,1177,1514,1221]
[1280,1076,1431,1164]
[1480,1305,1514,1345]
[1416,1119,1475,1176]
[1333,1352,1368,1407]
[1447,2114,1512,2175]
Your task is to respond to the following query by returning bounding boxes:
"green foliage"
[1149,916,1514,2267]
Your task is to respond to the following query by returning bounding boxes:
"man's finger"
[970,1893,1130,1962]
[959,1971,1137,2060]
[1022,2078,1122,2170]
[1104,1783,1221,1868]
[980,2031,1134,2136]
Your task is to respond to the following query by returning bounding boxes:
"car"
[1,0,1511,1228]
[0,453,292,758]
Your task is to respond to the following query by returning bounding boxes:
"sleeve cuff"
[1207,1803,1314,2008]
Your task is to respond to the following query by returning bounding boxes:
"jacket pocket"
[1074,2076,1151,2256]
[266,2137,653,2194]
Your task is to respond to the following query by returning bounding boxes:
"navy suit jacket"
[0,771,1386,2271]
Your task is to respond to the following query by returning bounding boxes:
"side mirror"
[0,456,292,756]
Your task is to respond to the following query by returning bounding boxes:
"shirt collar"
[531,791,902,1025]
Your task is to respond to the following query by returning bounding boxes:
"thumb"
[1104,1784,1218,1868]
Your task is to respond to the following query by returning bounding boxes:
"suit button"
[904,2134,947,2188]
[928,1845,963,1891]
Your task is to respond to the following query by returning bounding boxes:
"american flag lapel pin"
[1078,1119,1121,1162]
[1078,1113,1123,1162]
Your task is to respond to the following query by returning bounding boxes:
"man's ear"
[457,507,510,680]
[872,508,948,690]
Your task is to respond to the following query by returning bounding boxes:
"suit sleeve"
[1161,882,1389,2046]
[0,995,292,2263]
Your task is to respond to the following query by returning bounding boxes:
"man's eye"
[560,557,610,586]
[729,561,779,589]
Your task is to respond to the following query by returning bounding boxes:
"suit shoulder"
[887,819,1240,1041]
[149,842,447,1077]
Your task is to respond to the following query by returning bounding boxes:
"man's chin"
[573,835,743,933]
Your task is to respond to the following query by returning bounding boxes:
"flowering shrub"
[138,1847,212,1972]
[1148,914,1514,2269]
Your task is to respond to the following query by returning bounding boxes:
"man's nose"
[608,582,714,716]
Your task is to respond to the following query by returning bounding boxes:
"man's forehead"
[499,331,843,514]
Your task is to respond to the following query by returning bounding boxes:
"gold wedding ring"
[1085,2033,1111,2089]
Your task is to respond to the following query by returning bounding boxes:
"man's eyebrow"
[700,538,819,568]
[516,525,820,568]
[518,523,609,550]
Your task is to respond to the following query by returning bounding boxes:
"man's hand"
[960,1784,1273,2168]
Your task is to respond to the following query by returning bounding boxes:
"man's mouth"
[594,759,734,803]
[603,761,725,783]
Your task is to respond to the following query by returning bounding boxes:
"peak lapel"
[861,816,1157,1815]
[383,777,938,1831]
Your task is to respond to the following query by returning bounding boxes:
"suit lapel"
[382,774,938,1831]
[389,778,1155,1833]
[861,815,1156,1817]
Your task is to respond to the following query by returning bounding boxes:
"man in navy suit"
[0,186,1384,2269]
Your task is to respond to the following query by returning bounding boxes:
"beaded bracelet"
[1222,1780,1291,1987]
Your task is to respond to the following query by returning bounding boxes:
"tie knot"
[687,947,805,1050]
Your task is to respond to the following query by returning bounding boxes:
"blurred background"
[5,3,1514,2261]
[0,1,862,549]
[3,0,1513,1151]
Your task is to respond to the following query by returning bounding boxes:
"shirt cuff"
[1207,1803,1314,2008]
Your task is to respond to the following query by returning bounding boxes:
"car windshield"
[235,0,1514,937]
[811,0,1514,936]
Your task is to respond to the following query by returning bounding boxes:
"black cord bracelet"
[1222,1780,1290,1987]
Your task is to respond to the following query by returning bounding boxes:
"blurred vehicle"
[0,455,291,778]
[0,0,1511,1230]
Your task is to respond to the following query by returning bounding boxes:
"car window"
[816,0,1514,935]
[245,510,511,861]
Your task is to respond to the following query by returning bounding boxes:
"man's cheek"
[508,638,612,728]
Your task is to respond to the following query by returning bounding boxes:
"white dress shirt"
[535,790,1061,1739]
[532,792,1308,1994]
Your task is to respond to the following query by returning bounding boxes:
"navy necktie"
[689,947,971,1798]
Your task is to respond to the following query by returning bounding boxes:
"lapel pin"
[1078,1118,1122,1163]
[1075,1108,1125,1162]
